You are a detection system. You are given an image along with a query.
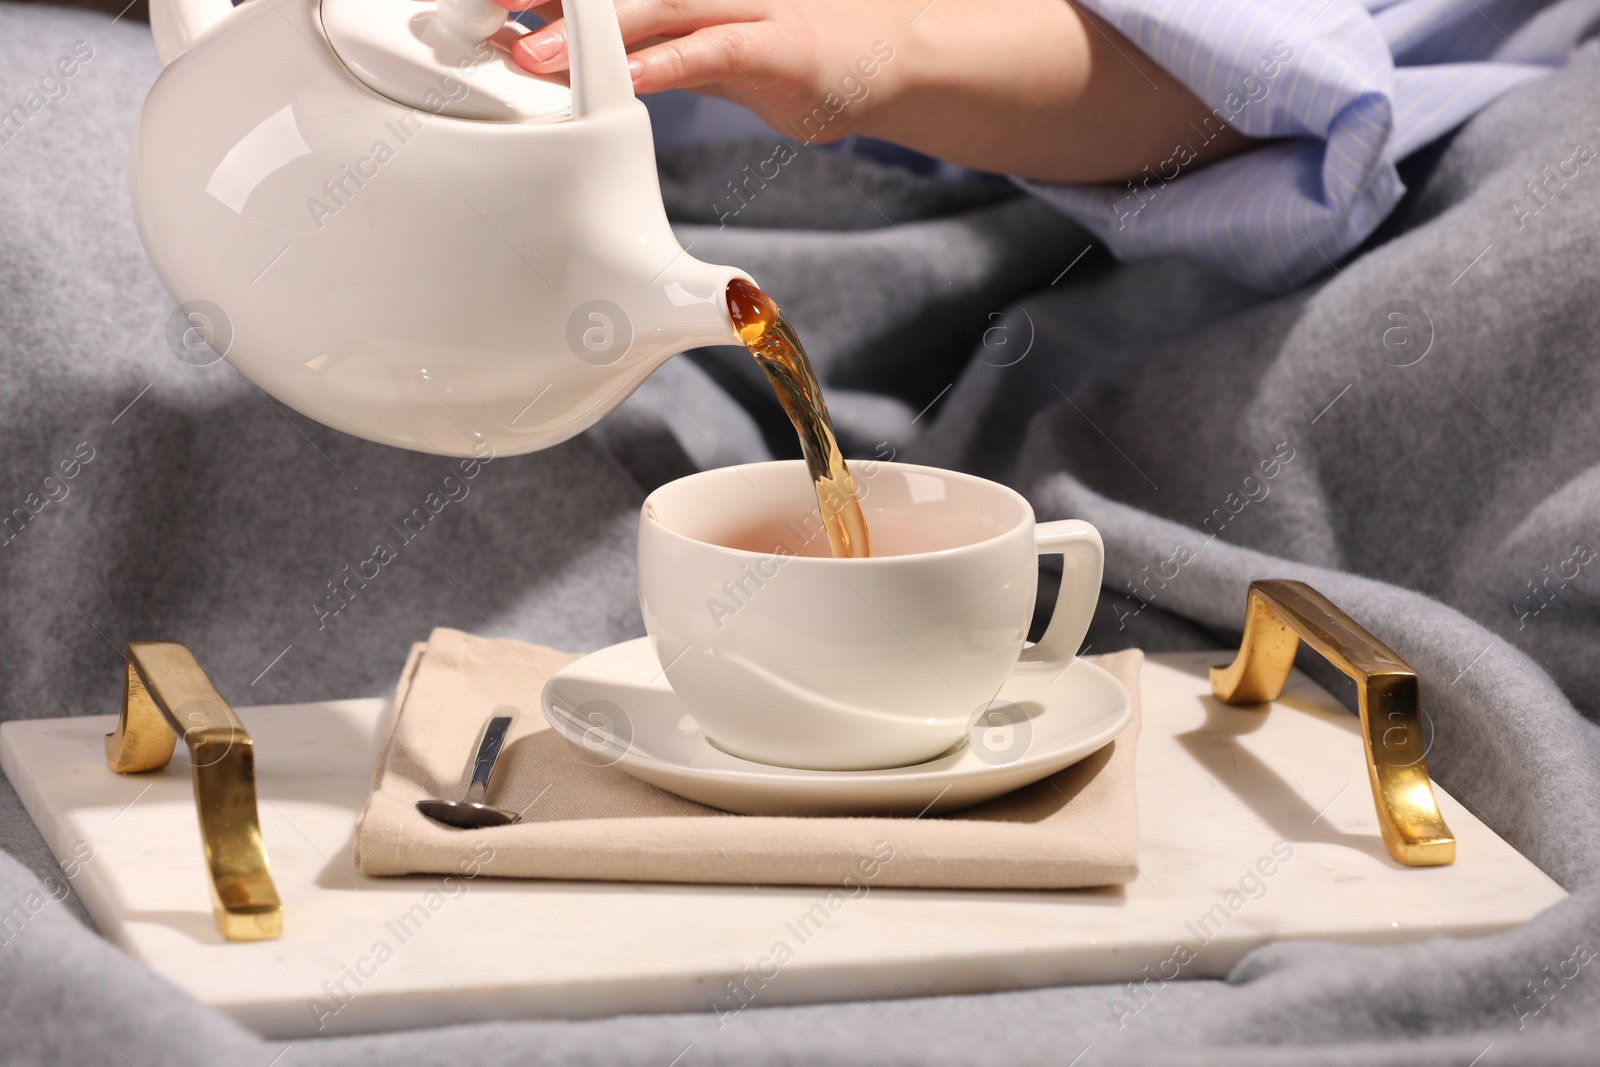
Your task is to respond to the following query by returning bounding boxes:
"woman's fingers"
[509,0,761,75]
[614,0,760,39]
[495,0,556,12]
[511,24,568,69]
[624,25,763,93]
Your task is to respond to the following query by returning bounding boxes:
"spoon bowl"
[416,712,522,830]
[415,797,521,830]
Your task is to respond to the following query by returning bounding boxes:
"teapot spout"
[655,253,754,352]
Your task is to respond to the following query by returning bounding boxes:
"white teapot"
[136,0,752,456]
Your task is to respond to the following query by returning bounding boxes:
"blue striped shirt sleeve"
[1021,0,1600,291]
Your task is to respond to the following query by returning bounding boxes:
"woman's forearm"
[500,0,1257,186]
[865,1,1255,185]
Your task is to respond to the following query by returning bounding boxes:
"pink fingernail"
[628,59,643,82]
[527,33,563,63]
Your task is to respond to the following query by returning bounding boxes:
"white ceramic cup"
[637,460,1104,771]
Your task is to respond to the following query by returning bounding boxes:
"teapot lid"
[322,0,573,121]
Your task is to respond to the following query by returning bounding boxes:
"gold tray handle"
[1211,580,1455,867]
[105,641,283,940]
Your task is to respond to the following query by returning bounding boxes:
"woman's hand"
[495,0,918,145]
[495,0,1253,185]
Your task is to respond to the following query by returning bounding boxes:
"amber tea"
[725,278,872,559]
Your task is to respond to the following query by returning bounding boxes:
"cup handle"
[1019,519,1104,670]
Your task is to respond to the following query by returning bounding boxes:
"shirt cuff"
[1020,0,1464,290]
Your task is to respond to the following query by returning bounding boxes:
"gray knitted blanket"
[3,4,1599,1064]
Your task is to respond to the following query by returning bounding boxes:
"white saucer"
[540,638,1132,817]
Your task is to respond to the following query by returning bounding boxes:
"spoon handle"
[463,713,514,806]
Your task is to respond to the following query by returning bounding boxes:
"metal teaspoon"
[416,712,521,829]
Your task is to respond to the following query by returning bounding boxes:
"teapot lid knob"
[434,0,508,45]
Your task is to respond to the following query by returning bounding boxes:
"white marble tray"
[0,652,1567,1038]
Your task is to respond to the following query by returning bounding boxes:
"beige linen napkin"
[354,628,1142,889]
